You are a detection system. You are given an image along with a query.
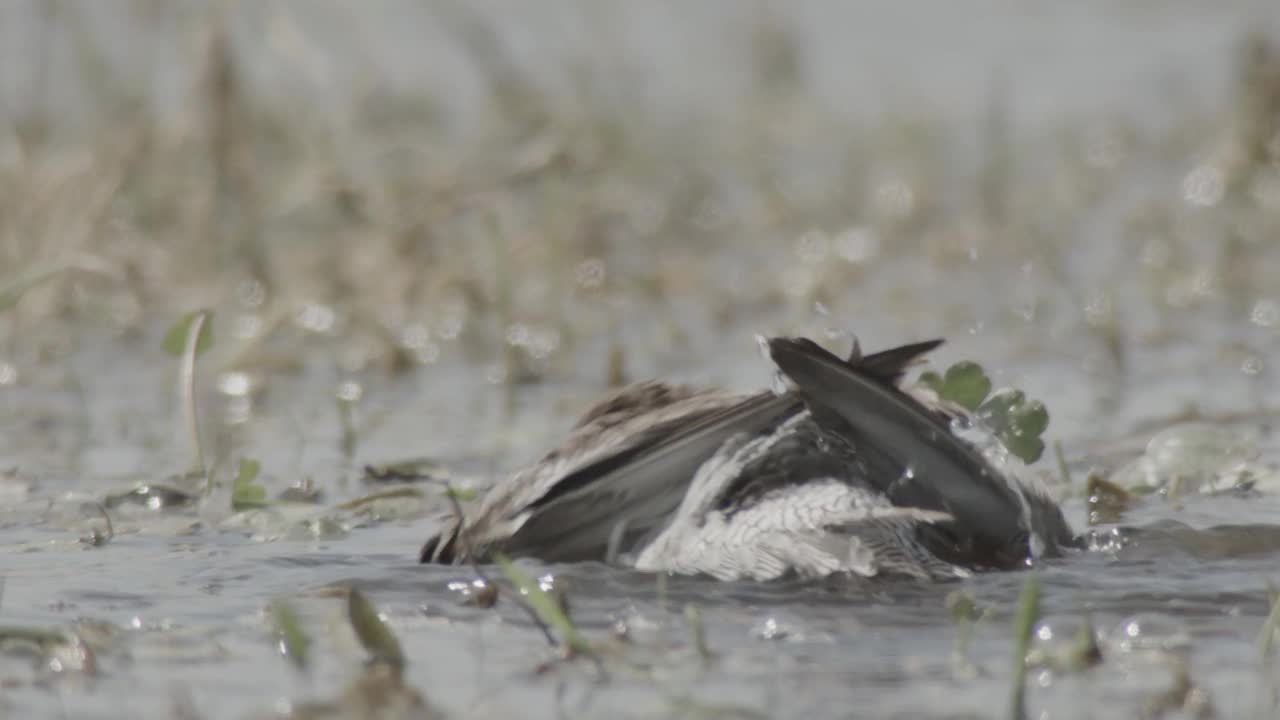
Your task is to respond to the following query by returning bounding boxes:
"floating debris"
[335,487,426,514]
[79,503,114,547]
[446,577,499,608]
[362,459,452,484]
[277,478,324,504]
[1086,472,1138,525]
[0,625,97,674]
[104,482,199,510]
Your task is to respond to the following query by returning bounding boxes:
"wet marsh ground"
[3,2,1280,718]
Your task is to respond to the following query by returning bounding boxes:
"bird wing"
[502,390,802,561]
[766,336,1033,569]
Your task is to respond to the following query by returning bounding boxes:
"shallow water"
[3,2,1280,719]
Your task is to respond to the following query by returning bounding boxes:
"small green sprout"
[161,310,216,357]
[231,458,269,511]
[163,309,213,481]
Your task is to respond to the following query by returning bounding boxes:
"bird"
[419,334,1078,581]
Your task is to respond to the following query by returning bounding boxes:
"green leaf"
[346,588,405,668]
[978,390,1050,464]
[162,311,215,357]
[269,599,312,673]
[919,371,943,393]
[231,458,269,511]
[943,362,993,411]
[921,362,992,411]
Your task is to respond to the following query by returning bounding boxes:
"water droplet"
[1181,165,1225,207]
[1242,354,1264,375]
[753,616,793,641]
[575,258,606,289]
[1107,613,1190,656]
[1084,125,1122,169]
[336,381,363,403]
[484,363,507,384]
[234,314,263,340]
[505,323,530,347]
[437,297,467,340]
[537,573,557,594]
[235,277,267,308]
[873,179,915,218]
[1250,298,1279,328]
[794,230,830,264]
[217,372,252,397]
[833,226,879,264]
[296,303,336,334]
[401,323,431,350]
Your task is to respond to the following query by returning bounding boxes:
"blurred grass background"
[1,1,1278,411]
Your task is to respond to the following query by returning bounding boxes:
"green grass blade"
[1009,573,1041,720]
[494,553,586,653]
[346,588,405,668]
[269,599,312,673]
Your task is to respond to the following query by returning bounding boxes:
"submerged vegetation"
[0,2,1278,719]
